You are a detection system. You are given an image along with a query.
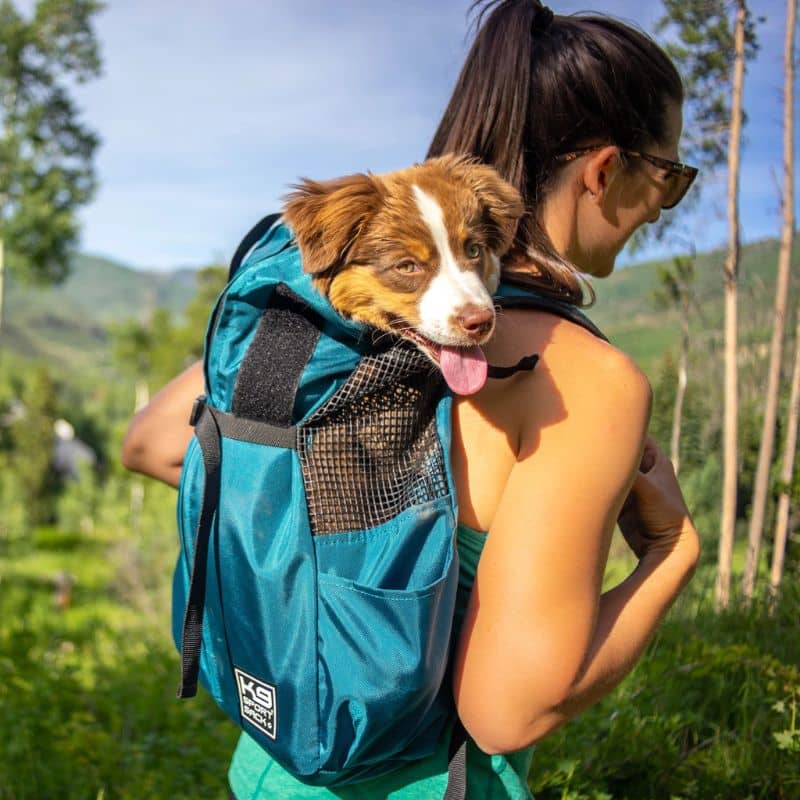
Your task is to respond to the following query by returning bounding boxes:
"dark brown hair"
[427,0,683,305]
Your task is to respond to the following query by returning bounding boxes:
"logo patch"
[234,667,277,740]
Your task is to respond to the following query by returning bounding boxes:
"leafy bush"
[529,574,800,800]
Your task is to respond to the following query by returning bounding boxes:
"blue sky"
[20,0,797,271]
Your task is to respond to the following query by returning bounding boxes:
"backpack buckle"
[189,395,207,427]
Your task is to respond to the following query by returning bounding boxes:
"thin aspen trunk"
[743,0,797,602]
[770,0,798,601]
[0,238,4,337]
[770,312,800,599]
[716,0,747,611]
[129,380,150,536]
[671,313,689,476]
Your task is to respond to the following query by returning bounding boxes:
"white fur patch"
[411,184,494,344]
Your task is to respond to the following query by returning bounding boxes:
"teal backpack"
[173,214,604,795]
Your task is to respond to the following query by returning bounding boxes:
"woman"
[122,2,700,797]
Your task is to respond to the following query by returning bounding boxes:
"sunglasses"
[554,145,699,210]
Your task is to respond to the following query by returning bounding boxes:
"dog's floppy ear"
[282,173,385,275]
[435,154,524,256]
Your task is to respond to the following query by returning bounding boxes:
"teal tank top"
[228,524,534,799]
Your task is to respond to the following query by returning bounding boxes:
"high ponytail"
[427,1,683,305]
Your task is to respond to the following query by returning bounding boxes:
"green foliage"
[653,254,695,313]
[626,0,761,249]
[3,363,62,524]
[0,226,797,797]
[0,522,237,800]
[530,573,800,800]
[109,263,225,394]
[656,0,760,172]
[0,0,104,286]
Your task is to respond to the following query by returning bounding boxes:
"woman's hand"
[617,436,700,562]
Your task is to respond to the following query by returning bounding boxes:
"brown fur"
[281,154,524,334]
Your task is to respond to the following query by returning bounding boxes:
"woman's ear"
[582,145,621,206]
[282,173,385,274]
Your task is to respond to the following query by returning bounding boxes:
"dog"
[281,154,524,396]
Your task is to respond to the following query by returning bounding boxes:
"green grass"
[1,501,797,799]
[531,566,800,800]
[0,523,238,800]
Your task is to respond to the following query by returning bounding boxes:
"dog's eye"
[465,242,482,259]
[395,261,421,274]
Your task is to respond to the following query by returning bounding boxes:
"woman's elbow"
[120,416,148,473]
[455,671,574,754]
[459,708,564,755]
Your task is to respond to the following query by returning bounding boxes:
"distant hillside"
[1,237,796,380]
[2,253,198,372]
[586,237,800,378]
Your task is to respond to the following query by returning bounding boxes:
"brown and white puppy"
[282,154,524,395]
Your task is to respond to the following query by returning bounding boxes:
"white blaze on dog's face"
[282,154,524,395]
[411,183,500,342]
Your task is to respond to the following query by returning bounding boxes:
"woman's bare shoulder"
[490,308,649,393]
[482,308,651,450]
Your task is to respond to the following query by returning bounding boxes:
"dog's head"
[282,154,524,395]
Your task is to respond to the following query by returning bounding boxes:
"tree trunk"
[743,0,796,602]
[771,311,800,599]
[671,299,690,476]
[716,0,747,611]
[0,237,4,338]
[129,380,150,536]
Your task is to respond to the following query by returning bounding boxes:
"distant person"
[122,2,700,797]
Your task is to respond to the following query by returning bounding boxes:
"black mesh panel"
[298,343,450,535]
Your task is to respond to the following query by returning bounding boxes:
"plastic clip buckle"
[189,395,207,427]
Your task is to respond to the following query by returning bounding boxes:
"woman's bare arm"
[453,328,699,754]
[121,361,204,487]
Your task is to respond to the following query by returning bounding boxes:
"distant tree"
[111,265,226,398]
[659,0,759,609]
[771,311,800,599]
[743,0,796,602]
[168,263,227,371]
[0,0,103,334]
[716,0,748,611]
[653,252,696,475]
[8,364,61,524]
[111,311,170,534]
[112,312,165,410]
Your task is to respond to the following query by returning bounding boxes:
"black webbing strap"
[487,354,539,380]
[213,408,298,449]
[229,212,283,280]
[177,399,223,698]
[485,292,607,381]
[444,718,468,800]
[176,397,297,698]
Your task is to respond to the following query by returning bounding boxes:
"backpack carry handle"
[229,212,283,280]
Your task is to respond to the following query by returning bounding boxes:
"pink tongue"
[439,345,488,395]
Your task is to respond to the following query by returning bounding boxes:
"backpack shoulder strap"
[494,291,608,342]
[486,287,608,380]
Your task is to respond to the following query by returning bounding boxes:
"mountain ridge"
[1,237,796,380]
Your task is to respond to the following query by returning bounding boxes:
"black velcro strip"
[232,284,323,426]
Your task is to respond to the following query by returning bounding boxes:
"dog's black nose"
[458,307,495,339]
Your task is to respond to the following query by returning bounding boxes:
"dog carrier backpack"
[173,214,606,794]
